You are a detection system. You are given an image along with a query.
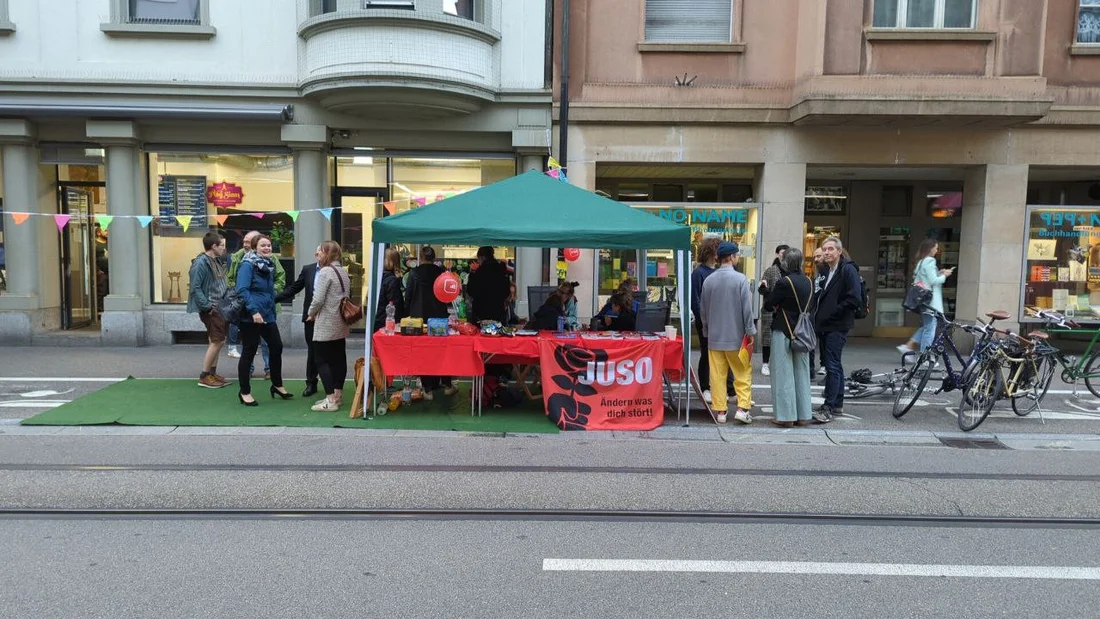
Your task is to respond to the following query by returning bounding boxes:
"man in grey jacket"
[187,231,230,389]
[699,241,755,424]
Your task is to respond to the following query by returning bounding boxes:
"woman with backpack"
[764,248,814,427]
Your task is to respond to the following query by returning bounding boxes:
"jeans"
[911,312,937,352]
[770,331,812,422]
[238,322,283,395]
[821,330,848,409]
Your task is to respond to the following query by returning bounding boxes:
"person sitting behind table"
[504,282,526,327]
[594,279,640,324]
[531,293,565,331]
[599,292,637,332]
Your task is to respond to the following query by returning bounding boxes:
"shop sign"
[206,181,245,208]
[652,207,748,226]
[540,340,664,431]
[1035,211,1100,237]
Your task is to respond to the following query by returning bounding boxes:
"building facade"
[558,0,1100,337]
[0,0,552,345]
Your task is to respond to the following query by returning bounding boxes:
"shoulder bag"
[328,265,364,326]
[781,276,817,354]
[902,260,933,313]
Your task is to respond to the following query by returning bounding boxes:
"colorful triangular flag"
[548,156,562,169]
[547,168,561,179]
[320,208,333,221]
[251,212,265,219]
[383,201,396,215]
[287,210,299,222]
[11,212,30,225]
[214,214,230,226]
[54,214,71,231]
[435,194,445,203]
[176,215,192,232]
[414,197,427,207]
[95,214,114,229]
[558,170,569,183]
[137,216,154,228]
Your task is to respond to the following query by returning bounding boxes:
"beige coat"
[308,263,353,342]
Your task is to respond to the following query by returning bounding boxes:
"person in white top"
[898,238,954,354]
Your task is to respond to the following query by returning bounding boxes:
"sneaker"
[734,409,753,424]
[761,364,770,377]
[715,411,728,424]
[227,347,241,358]
[197,375,225,389]
[817,367,827,376]
[703,390,712,403]
[264,372,271,380]
[311,398,339,412]
[443,385,459,397]
[813,406,833,424]
[212,374,231,386]
[896,344,912,354]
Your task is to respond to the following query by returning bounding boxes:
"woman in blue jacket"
[898,238,954,355]
[236,234,292,406]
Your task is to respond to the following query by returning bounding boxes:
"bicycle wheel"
[1083,352,1100,399]
[958,360,1002,432]
[893,353,933,419]
[1011,356,1055,417]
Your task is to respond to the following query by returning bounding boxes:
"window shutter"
[645,0,733,43]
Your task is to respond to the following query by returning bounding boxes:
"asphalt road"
[0,435,1098,618]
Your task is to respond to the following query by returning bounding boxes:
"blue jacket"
[236,259,277,324]
[690,264,716,320]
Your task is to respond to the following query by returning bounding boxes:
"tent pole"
[682,249,692,426]
[363,242,385,418]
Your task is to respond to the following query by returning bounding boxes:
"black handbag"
[902,282,932,313]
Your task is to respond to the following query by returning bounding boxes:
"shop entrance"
[58,182,107,330]
[332,186,388,330]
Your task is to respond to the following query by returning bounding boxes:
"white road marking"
[542,559,1100,580]
[0,400,69,408]
[0,378,122,382]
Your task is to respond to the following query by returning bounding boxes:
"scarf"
[242,250,274,277]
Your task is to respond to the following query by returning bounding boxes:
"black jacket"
[765,272,814,339]
[373,270,406,332]
[466,258,510,323]
[814,259,861,333]
[602,309,636,332]
[276,263,318,322]
[404,263,450,319]
[531,302,563,331]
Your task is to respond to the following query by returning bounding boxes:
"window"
[1079,1,1100,43]
[310,0,337,16]
[363,0,414,8]
[128,0,200,24]
[0,0,13,34]
[444,0,475,20]
[644,0,733,43]
[872,0,976,29]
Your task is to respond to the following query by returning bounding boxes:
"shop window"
[881,186,912,217]
[1079,0,1100,44]
[805,185,847,215]
[927,190,963,218]
[147,152,294,304]
[875,227,911,328]
[872,0,976,29]
[1023,207,1100,322]
[644,0,733,43]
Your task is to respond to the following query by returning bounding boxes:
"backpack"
[849,261,870,320]
[217,287,245,324]
[781,276,818,354]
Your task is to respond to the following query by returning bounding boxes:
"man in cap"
[699,241,755,424]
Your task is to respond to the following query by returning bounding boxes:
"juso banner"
[539,340,665,431]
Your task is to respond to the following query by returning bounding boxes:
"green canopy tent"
[366,170,698,423]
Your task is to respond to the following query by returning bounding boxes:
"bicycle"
[892,309,1009,419]
[845,368,908,399]
[1028,309,1100,399]
[958,329,1052,431]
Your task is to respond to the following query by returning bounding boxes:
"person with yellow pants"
[699,241,756,424]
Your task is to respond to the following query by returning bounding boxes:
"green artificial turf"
[20,378,559,433]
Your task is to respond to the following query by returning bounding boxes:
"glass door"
[60,188,95,329]
[332,187,388,330]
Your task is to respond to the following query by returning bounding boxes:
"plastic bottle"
[456,297,467,321]
[384,301,396,335]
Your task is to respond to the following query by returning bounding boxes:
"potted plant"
[270,221,295,257]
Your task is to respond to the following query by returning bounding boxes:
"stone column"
[756,162,807,276]
[89,121,144,345]
[957,164,1029,331]
[283,124,329,348]
[565,160,597,319]
[515,154,546,316]
[0,120,41,344]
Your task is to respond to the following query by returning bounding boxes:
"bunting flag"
[214,214,230,226]
[176,215,192,232]
[414,197,427,206]
[434,194,445,203]
[320,208,333,221]
[287,210,299,222]
[251,212,265,219]
[547,168,561,180]
[558,170,569,183]
[11,212,29,225]
[137,216,154,228]
[95,214,114,229]
[548,156,562,169]
[383,201,396,215]
[54,214,71,231]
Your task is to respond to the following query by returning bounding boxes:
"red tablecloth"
[374,332,684,379]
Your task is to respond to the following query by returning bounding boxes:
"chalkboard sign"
[157,175,208,231]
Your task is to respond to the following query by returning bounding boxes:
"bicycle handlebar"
[1033,309,1080,329]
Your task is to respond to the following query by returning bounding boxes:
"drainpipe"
[558,0,570,169]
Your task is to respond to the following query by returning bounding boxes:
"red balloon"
[563,248,581,262]
[433,271,462,303]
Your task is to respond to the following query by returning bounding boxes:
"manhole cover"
[938,437,1009,450]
